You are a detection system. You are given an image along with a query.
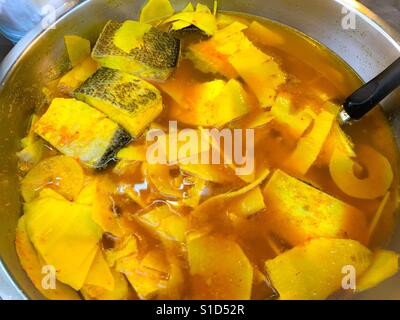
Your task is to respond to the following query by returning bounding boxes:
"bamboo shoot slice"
[356,249,399,292]
[285,111,335,175]
[265,238,372,300]
[21,155,84,203]
[187,235,253,300]
[140,0,174,23]
[329,144,393,199]
[15,216,81,300]
[263,170,368,246]
[64,35,91,67]
[84,249,115,291]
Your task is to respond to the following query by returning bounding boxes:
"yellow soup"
[15,1,399,301]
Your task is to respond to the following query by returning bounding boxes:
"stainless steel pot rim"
[0,0,399,300]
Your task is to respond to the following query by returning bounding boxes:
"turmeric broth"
[15,0,399,300]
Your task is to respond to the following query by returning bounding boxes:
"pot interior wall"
[0,0,399,299]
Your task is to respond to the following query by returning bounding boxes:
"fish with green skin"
[92,20,180,81]
[75,68,163,138]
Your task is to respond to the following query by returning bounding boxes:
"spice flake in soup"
[15,0,399,300]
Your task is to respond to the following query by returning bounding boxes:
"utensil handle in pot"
[343,57,400,120]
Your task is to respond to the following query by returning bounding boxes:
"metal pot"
[0,0,399,300]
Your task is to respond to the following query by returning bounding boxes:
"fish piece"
[35,98,131,169]
[92,20,180,80]
[75,68,163,137]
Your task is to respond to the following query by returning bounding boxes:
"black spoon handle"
[342,57,400,121]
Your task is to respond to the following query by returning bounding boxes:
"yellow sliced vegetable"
[64,35,91,67]
[187,235,253,300]
[142,163,183,198]
[263,170,368,246]
[91,179,123,237]
[245,21,285,47]
[116,254,166,299]
[163,3,217,35]
[57,57,98,95]
[82,270,130,300]
[113,21,153,53]
[356,249,399,292]
[170,79,250,127]
[212,0,218,16]
[192,168,270,219]
[212,79,250,126]
[76,180,97,205]
[169,80,225,125]
[229,45,286,107]
[17,114,44,168]
[186,22,249,78]
[140,0,175,23]
[24,197,102,290]
[21,155,84,203]
[211,21,251,54]
[15,216,81,300]
[270,94,314,140]
[84,249,115,291]
[329,144,393,199]
[159,255,185,299]
[117,144,147,161]
[265,238,372,300]
[37,188,67,201]
[226,186,266,217]
[170,2,194,30]
[181,175,206,208]
[196,3,212,14]
[216,13,250,29]
[141,249,169,275]
[368,192,390,243]
[317,122,355,165]
[182,2,194,12]
[90,176,124,237]
[17,141,44,169]
[136,205,188,242]
[180,163,240,184]
[285,111,335,175]
[145,127,212,165]
[112,159,141,177]
[105,236,139,267]
[233,109,274,129]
